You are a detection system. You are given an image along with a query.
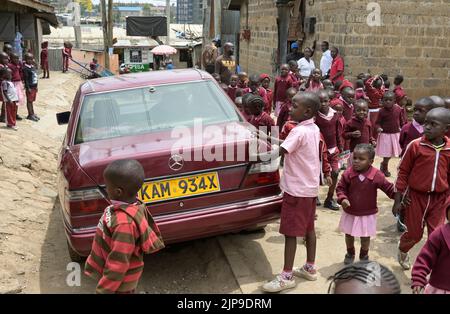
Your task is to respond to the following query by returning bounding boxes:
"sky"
[91,0,177,5]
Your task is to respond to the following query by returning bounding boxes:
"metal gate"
[221,10,240,65]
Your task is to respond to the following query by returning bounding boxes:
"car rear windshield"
[74,80,242,144]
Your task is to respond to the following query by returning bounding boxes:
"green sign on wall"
[126,63,150,72]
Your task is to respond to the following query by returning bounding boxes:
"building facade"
[208,0,450,100]
[177,0,204,24]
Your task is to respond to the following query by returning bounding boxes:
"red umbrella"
[151,45,177,55]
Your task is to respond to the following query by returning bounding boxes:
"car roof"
[80,69,213,95]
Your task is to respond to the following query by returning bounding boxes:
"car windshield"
[74,80,242,144]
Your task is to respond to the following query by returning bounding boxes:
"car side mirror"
[56,111,71,125]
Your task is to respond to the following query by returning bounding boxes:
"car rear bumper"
[64,193,283,257]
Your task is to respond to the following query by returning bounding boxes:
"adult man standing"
[320,41,333,79]
[202,39,219,74]
[286,39,316,64]
[215,42,236,86]
[329,46,345,84]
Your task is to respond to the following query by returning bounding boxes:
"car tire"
[243,225,267,233]
[67,241,86,263]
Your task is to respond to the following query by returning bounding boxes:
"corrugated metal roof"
[114,6,143,12]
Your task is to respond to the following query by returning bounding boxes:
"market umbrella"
[151,45,177,55]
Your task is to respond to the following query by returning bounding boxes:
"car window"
[74,81,242,144]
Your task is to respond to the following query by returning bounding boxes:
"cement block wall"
[238,0,450,100]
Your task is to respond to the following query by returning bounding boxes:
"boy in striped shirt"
[85,159,164,293]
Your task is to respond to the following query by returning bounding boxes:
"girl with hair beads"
[337,144,395,264]
[328,261,401,294]
[375,91,407,177]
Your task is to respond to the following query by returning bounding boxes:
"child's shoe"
[344,253,355,265]
[261,275,296,293]
[7,125,18,131]
[27,115,39,122]
[293,264,317,281]
[359,255,369,262]
[397,249,410,270]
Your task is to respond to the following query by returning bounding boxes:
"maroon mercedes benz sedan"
[56,69,282,261]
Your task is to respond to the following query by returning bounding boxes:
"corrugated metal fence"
[48,48,63,71]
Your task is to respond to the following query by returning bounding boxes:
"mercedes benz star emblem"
[169,154,184,171]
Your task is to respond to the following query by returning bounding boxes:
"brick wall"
[306,0,450,100]
[238,0,279,77]
[238,0,450,100]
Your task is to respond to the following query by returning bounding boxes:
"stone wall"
[238,0,450,100]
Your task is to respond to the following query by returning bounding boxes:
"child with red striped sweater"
[85,159,164,294]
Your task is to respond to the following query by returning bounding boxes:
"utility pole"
[165,0,171,45]
[100,0,110,69]
[108,0,113,53]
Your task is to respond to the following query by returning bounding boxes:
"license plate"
[138,172,221,204]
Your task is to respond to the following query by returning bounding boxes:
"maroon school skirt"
[26,88,37,102]
[279,193,317,237]
[328,150,340,172]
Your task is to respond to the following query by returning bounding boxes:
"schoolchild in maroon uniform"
[247,95,275,136]
[411,204,450,294]
[8,53,25,118]
[227,74,239,102]
[337,144,395,264]
[392,107,450,271]
[62,41,72,73]
[0,68,19,130]
[344,99,376,161]
[237,72,248,89]
[365,76,385,138]
[374,91,406,177]
[288,60,301,89]
[277,87,297,132]
[262,92,324,293]
[22,53,40,121]
[354,79,368,101]
[241,93,254,122]
[0,52,9,122]
[40,41,50,79]
[300,69,323,93]
[322,79,333,91]
[260,74,273,114]
[243,74,269,109]
[315,89,343,211]
[393,75,408,121]
[339,87,355,122]
[444,97,450,110]
[273,64,293,117]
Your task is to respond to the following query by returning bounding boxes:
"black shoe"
[324,199,340,211]
[316,198,322,206]
[0,116,5,123]
[397,220,406,233]
[27,115,39,122]
[344,253,355,265]
[16,114,23,121]
[360,255,370,262]
[33,114,40,121]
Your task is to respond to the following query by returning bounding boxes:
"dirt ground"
[0,72,422,294]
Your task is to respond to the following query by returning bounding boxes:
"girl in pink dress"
[374,91,407,177]
[336,144,395,264]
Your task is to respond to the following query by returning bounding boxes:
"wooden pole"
[108,0,113,53]
[101,0,110,69]
[165,0,170,45]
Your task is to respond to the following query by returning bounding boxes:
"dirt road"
[0,71,420,294]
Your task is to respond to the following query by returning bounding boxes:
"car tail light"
[241,157,281,188]
[65,188,110,215]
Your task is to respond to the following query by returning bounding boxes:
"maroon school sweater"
[273,76,293,104]
[412,223,450,291]
[315,110,341,150]
[277,100,291,131]
[336,166,395,216]
[399,122,423,156]
[343,117,374,152]
[375,104,406,134]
